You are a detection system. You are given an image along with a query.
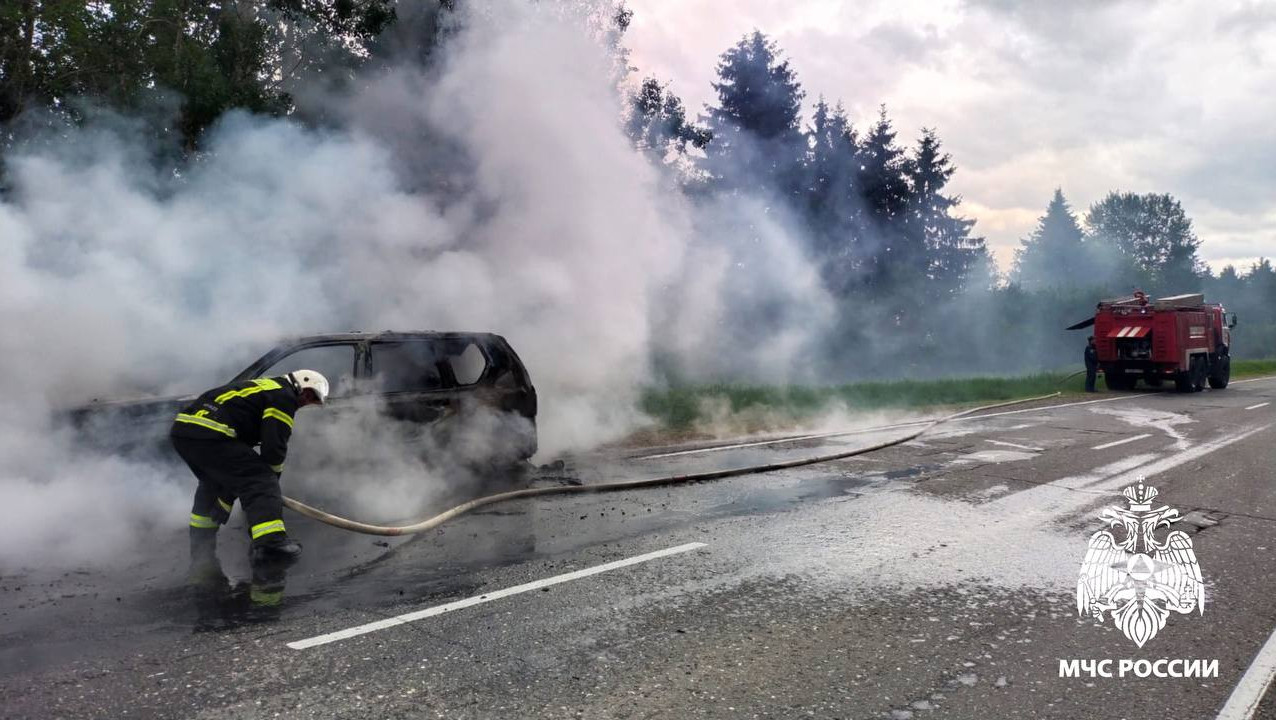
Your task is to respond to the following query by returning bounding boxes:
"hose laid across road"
[282,392,1062,536]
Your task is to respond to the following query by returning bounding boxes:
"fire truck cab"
[1086,291,1236,392]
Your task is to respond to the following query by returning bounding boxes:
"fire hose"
[1058,369,1086,384]
[1058,368,1104,385]
[281,392,1062,536]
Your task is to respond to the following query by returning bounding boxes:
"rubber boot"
[250,534,302,566]
[188,527,224,587]
[249,562,288,614]
[190,526,217,560]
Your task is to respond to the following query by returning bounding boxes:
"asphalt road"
[4,377,1276,719]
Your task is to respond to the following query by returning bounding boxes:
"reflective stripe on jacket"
[171,376,299,471]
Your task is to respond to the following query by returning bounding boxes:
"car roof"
[282,331,503,344]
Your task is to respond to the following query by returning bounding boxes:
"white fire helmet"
[289,370,330,404]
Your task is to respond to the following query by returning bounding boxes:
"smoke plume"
[0,2,833,568]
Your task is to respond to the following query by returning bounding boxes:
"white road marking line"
[984,439,1043,451]
[637,425,925,459]
[286,542,709,650]
[1246,402,1270,410]
[635,374,1276,461]
[1216,623,1276,720]
[1006,453,1160,493]
[638,397,1127,460]
[990,424,1271,516]
[1091,433,1152,450]
[1079,425,1269,493]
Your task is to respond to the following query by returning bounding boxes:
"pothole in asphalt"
[884,465,942,480]
[1177,509,1227,535]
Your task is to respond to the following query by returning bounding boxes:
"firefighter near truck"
[1070,291,1238,393]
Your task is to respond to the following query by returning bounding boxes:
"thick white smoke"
[0,2,833,568]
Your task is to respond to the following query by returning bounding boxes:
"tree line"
[628,29,1274,368]
[2,2,1271,373]
[632,33,990,319]
[0,1,400,149]
[1010,188,1274,358]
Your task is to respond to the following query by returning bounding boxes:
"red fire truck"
[1071,291,1237,392]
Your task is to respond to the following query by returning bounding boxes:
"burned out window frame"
[366,338,493,393]
[368,340,450,394]
[238,340,369,398]
[444,340,489,387]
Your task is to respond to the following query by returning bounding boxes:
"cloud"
[625,0,1276,271]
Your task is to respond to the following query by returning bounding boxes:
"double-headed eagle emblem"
[1076,479,1205,647]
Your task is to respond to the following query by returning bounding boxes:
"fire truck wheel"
[1208,355,1230,389]
[1191,356,1208,392]
[1174,371,1193,393]
[1105,372,1132,391]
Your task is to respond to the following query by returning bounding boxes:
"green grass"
[641,360,1276,430]
[1233,358,1276,378]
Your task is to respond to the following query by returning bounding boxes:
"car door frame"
[233,339,371,405]
[367,338,492,427]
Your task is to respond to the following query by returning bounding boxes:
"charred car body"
[67,332,538,465]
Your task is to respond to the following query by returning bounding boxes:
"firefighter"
[1084,335,1099,392]
[171,370,329,565]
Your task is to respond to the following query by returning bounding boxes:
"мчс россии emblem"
[1076,479,1205,648]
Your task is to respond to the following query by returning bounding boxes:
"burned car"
[67,332,538,466]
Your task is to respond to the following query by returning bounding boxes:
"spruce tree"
[855,106,912,294]
[699,30,806,199]
[806,97,858,230]
[905,128,987,299]
[804,97,864,294]
[1011,189,1089,290]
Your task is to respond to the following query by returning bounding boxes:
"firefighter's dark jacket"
[172,377,299,473]
[1084,345,1099,369]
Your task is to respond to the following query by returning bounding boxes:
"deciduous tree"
[1084,191,1205,293]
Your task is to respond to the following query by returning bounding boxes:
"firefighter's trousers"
[171,436,288,542]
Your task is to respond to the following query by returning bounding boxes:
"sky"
[623,0,1276,275]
